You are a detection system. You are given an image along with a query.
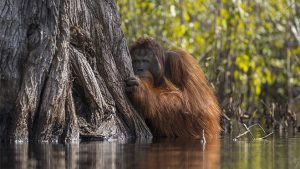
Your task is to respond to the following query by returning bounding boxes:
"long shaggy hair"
[129,37,220,139]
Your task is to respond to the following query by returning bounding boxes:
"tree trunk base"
[0,0,152,142]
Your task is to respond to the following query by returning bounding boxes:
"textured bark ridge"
[0,0,151,142]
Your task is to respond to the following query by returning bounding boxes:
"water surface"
[0,134,299,169]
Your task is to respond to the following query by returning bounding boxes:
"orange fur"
[129,38,220,139]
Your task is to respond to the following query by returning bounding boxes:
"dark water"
[0,134,299,169]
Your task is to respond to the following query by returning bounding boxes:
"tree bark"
[0,0,151,142]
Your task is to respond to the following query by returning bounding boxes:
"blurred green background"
[117,0,300,132]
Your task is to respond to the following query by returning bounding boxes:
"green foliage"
[118,0,300,118]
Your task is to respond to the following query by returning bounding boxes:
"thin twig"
[247,123,267,134]
[233,130,250,141]
[243,123,255,140]
[233,123,272,141]
[260,132,273,139]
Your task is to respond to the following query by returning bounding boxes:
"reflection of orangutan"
[126,38,220,139]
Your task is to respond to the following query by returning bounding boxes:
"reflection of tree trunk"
[0,140,220,169]
[0,0,151,142]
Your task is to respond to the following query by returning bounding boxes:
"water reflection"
[0,134,299,169]
[221,135,300,169]
[0,139,219,169]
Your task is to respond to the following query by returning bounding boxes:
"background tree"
[0,0,151,142]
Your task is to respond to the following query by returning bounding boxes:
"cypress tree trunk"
[0,0,151,142]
